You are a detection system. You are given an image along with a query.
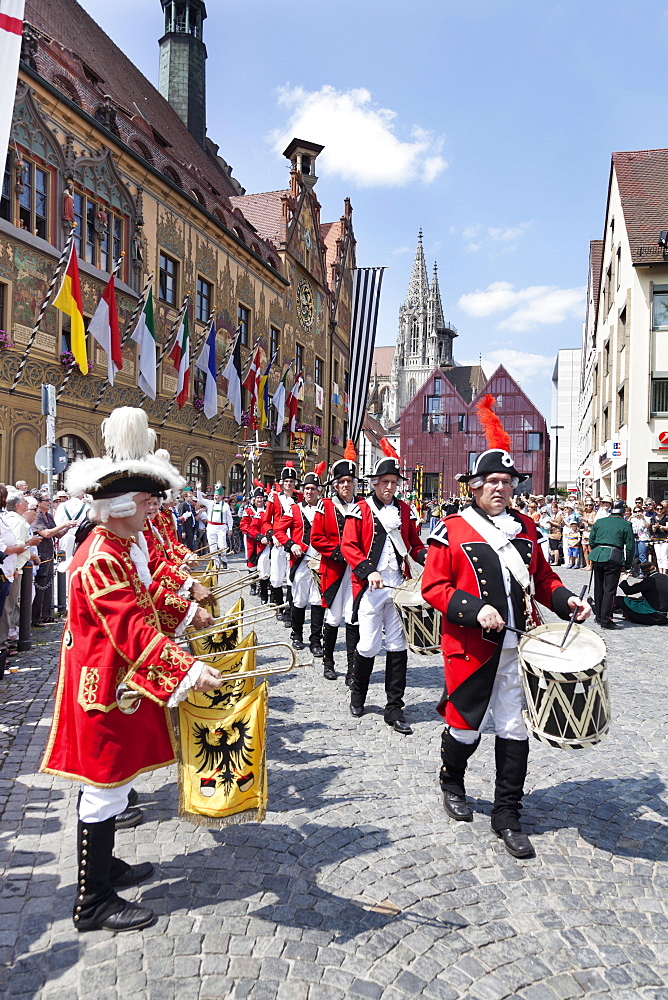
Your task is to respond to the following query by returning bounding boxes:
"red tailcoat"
[155,508,191,563]
[145,519,191,593]
[341,497,426,618]
[41,527,199,787]
[261,491,297,540]
[311,496,350,607]
[275,502,318,580]
[239,504,267,567]
[421,506,573,731]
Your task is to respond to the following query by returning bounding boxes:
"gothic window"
[270,325,280,363]
[229,464,244,494]
[72,189,125,275]
[408,379,416,399]
[186,456,208,488]
[196,276,212,322]
[159,252,179,306]
[1,152,50,239]
[410,318,419,355]
[238,304,250,346]
[194,364,206,399]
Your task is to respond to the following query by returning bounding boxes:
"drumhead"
[392,577,424,607]
[519,622,606,676]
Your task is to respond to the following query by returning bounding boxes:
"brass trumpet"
[208,573,259,599]
[115,642,308,714]
[187,604,288,638]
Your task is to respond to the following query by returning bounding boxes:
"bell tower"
[159,1,207,147]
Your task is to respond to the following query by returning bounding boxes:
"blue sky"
[81,0,668,417]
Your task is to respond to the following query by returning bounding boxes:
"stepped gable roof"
[229,190,288,247]
[442,365,486,403]
[23,0,268,235]
[613,149,668,265]
[372,345,395,377]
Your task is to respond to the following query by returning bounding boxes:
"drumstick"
[559,585,588,649]
[500,625,561,648]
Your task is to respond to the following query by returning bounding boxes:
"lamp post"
[551,425,564,495]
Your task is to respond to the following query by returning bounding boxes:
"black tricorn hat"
[371,457,406,480]
[302,472,321,487]
[280,465,298,481]
[328,459,356,484]
[252,487,265,498]
[456,449,528,485]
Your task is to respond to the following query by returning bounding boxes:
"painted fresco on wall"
[13,244,58,334]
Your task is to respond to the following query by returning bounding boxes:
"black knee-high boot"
[259,579,269,604]
[491,737,529,833]
[350,652,375,716]
[384,650,408,723]
[309,605,324,657]
[249,571,257,596]
[439,729,481,821]
[270,585,283,606]
[344,624,359,688]
[74,818,154,932]
[290,605,306,649]
[322,622,338,680]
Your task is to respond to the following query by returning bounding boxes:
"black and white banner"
[348,267,385,446]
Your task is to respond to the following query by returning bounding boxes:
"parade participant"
[261,465,298,621]
[421,396,589,859]
[614,561,668,624]
[240,486,270,601]
[588,498,635,629]
[197,483,233,569]
[40,407,219,933]
[143,494,212,607]
[276,471,325,656]
[341,445,426,734]
[311,456,359,683]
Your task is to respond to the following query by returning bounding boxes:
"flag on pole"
[0,1,24,172]
[348,267,385,446]
[131,286,157,399]
[257,352,277,430]
[194,318,218,419]
[88,274,123,385]
[222,334,242,423]
[288,372,304,434]
[53,243,88,374]
[169,308,190,408]
[272,366,290,434]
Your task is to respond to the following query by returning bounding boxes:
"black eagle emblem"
[193,717,253,794]
[196,623,240,655]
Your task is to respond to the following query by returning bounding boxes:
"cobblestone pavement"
[1,562,667,1000]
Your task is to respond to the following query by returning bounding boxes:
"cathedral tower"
[159,1,207,147]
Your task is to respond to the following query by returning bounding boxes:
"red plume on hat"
[344,439,357,461]
[253,478,263,487]
[314,461,326,477]
[379,437,400,461]
[285,460,294,468]
[475,394,511,451]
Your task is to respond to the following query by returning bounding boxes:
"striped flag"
[0,1,24,172]
[53,243,88,374]
[348,267,385,446]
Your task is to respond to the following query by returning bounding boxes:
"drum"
[308,556,322,597]
[518,622,609,750]
[392,577,441,655]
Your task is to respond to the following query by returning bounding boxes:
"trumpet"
[115,642,308,714]
[187,604,288,638]
[208,573,259,599]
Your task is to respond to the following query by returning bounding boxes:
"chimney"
[283,138,324,190]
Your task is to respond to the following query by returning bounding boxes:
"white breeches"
[207,526,228,554]
[270,545,288,588]
[79,780,134,823]
[356,584,407,658]
[325,564,353,626]
[291,558,321,609]
[449,647,528,744]
[256,546,271,580]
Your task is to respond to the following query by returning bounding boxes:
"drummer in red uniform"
[262,466,298,622]
[311,457,359,683]
[240,487,270,603]
[40,408,221,933]
[421,399,589,859]
[341,450,425,734]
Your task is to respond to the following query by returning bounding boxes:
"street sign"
[34,444,68,475]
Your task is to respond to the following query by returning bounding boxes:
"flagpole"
[187,324,241,434]
[92,269,154,412]
[207,340,258,439]
[9,224,77,393]
[137,294,189,407]
[159,306,212,427]
[55,253,125,404]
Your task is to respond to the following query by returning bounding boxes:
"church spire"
[405,229,429,308]
[428,261,445,330]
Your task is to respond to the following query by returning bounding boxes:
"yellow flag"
[53,244,88,374]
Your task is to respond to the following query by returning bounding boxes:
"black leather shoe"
[310,641,324,658]
[350,703,364,717]
[114,806,143,830]
[600,621,623,630]
[323,665,337,681]
[110,859,154,889]
[77,899,156,933]
[386,717,412,735]
[494,826,535,858]
[291,636,305,650]
[443,790,473,821]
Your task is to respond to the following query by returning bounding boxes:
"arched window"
[57,435,91,488]
[408,379,416,400]
[186,456,208,488]
[163,165,182,188]
[131,139,153,165]
[410,318,420,355]
[229,464,244,495]
[191,188,206,207]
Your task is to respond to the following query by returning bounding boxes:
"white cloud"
[458,281,585,331]
[460,349,554,384]
[270,85,447,188]
[460,222,532,253]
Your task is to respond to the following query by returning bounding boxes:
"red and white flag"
[0,2,24,171]
[88,274,123,385]
[169,308,190,408]
[288,372,304,433]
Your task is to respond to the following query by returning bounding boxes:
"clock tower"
[159,1,208,147]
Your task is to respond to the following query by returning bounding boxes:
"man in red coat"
[341,457,426,734]
[422,448,589,858]
[311,458,359,683]
[239,487,270,602]
[275,472,324,657]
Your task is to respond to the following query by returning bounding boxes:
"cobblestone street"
[1,563,667,1000]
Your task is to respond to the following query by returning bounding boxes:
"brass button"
[466,546,472,551]
[458,613,463,618]
[74,915,79,922]
[473,557,478,562]
[462,599,467,605]
[483,592,489,597]
[465,655,470,660]
[481,580,486,584]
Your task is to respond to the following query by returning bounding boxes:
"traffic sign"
[34,445,68,474]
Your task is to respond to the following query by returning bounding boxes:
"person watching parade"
[588,498,635,629]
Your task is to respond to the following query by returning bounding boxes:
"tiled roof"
[443,365,486,403]
[229,191,288,247]
[613,150,668,265]
[371,345,395,377]
[320,221,339,289]
[363,412,386,445]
